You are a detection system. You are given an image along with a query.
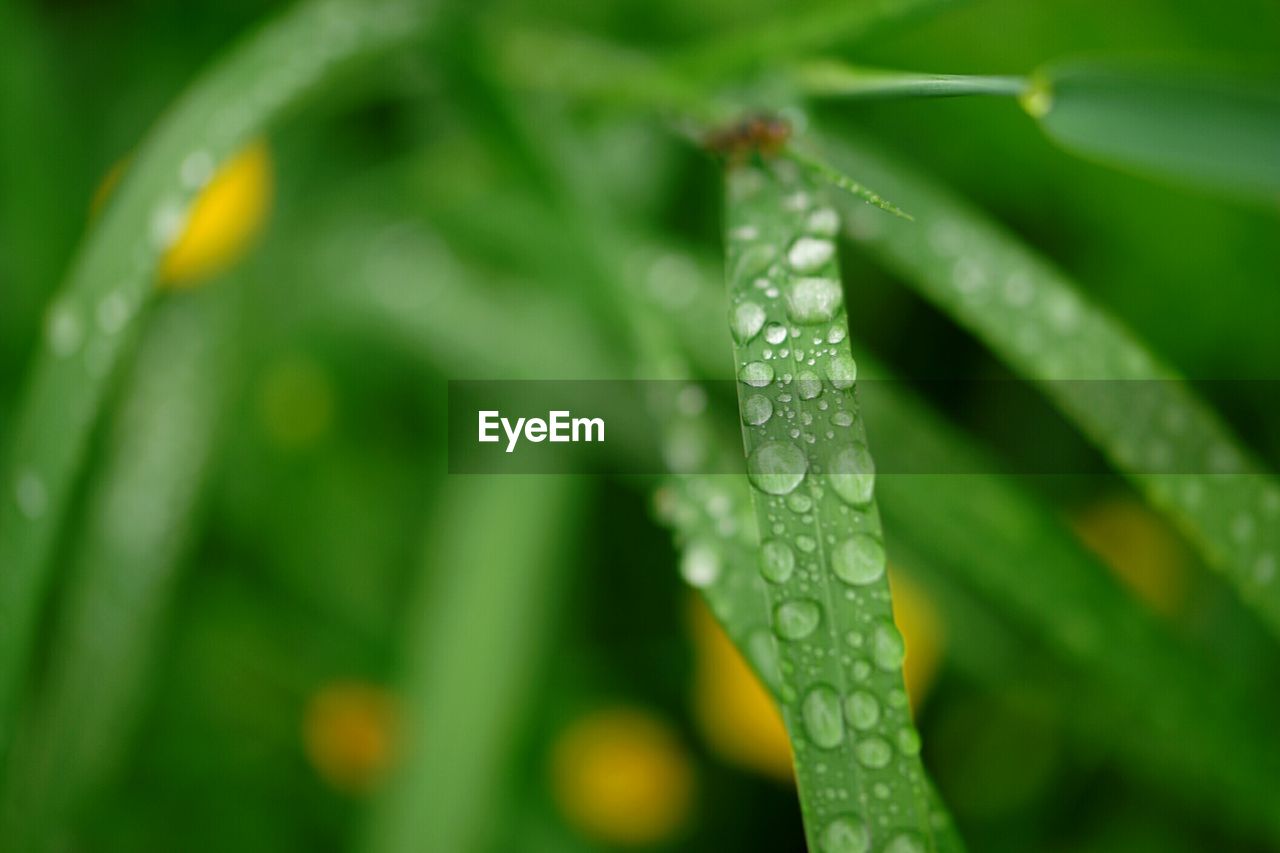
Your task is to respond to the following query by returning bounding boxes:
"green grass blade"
[672,0,956,81]
[822,131,1280,644]
[791,60,1028,99]
[1026,61,1280,200]
[724,160,959,852]
[0,285,238,850]
[361,474,583,853]
[0,0,433,753]
[855,355,1280,840]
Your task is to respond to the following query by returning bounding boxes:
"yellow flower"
[687,569,943,783]
[302,681,398,795]
[94,141,274,287]
[1072,495,1189,617]
[550,707,694,845]
[688,597,793,782]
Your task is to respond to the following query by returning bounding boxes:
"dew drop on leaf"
[680,540,720,588]
[872,622,906,671]
[827,353,858,389]
[819,815,868,853]
[761,540,797,584]
[743,393,773,425]
[831,534,886,586]
[828,444,876,506]
[788,236,835,273]
[731,301,767,343]
[844,690,880,730]
[796,370,823,400]
[786,277,844,324]
[802,684,845,749]
[854,736,892,769]
[764,322,788,345]
[739,361,775,388]
[774,599,821,640]
[748,441,808,495]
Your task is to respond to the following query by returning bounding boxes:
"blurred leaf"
[822,130,1280,646]
[1028,61,1280,200]
[0,284,239,850]
[723,161,960,852]
[361,475,583,853]
[0,0,435,755]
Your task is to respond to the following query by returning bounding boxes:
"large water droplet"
[872,622,905,671]
[832,534,886,586]
[897,727,922,756]
[764,322,788,345]
[743,394,773,426]
[802,685,845,749]
[747,629,784,691]
[827,353,858,389]
[748,442,808,495]
[731,301,767,343]
[819,816,868,853]
[739,361,775,388]
[761,540,796,584]
[829,444,876,506]
[788,236,835,273]
[796,370,822,400]
[681,540,720,588]
[774,599,821,640]
[844,690,880,730]
[854,736,892,768]
[786,277,844,324]
[807,208,840,238]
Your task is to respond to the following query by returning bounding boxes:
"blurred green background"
[1,0,1278,851]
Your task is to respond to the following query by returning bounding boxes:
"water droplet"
[747,629,785,692]
[802,685,845,748]
[796,534,817,553]
[807,208,840,238]
[46,303,84,358]
[827,353,857,389]
[180,149,215,188]
[787,277,844,324]
[882,833,927,853]
[150,199,187,249]
[896,728,922,756]
[832,534,886,586]
[872,622,905,671]
[844,690,880,730]
[743,394,773,426]
[827,325,847,344]
[797,370,822,400]
[854,736,892,769]
[787,492,813,513]
[748,442,808,495]
[829,445,876,506]
[788,237,835,273]
[96,292,131,335]
[681,540,720,588]
[774,599,821,640]
[734,244,777,280]
[739,361,775,388]
[832,410,854,428]
[761,540,796,584]
[820,816,868,853]
[731,301,767,343]
[730,224,759,242]
[764,322,788,345]
[14,470,48,520]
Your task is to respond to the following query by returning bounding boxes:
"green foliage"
[724,161,958,852]
[1028,61,1280,199]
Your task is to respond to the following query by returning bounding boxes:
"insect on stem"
[703,114,792,165]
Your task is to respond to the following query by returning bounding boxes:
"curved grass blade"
[1025,61,1280,200]
[361,475,583,853]
[821,130,1280,644]
[725,160,959,852]
[0,0,434,753]
[855,355,1280,841]
[0,285,238,850]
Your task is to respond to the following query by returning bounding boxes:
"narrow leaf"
[823,131,1280,645]
[0,0,434,752]
[1027,61,1280,200]
[724,160,959,852]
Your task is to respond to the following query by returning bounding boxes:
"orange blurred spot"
[688,597,793,782]
[1073,496,1188,617]
[303,682,397,794]
[889,567,944,714]
[550,707,694,845]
